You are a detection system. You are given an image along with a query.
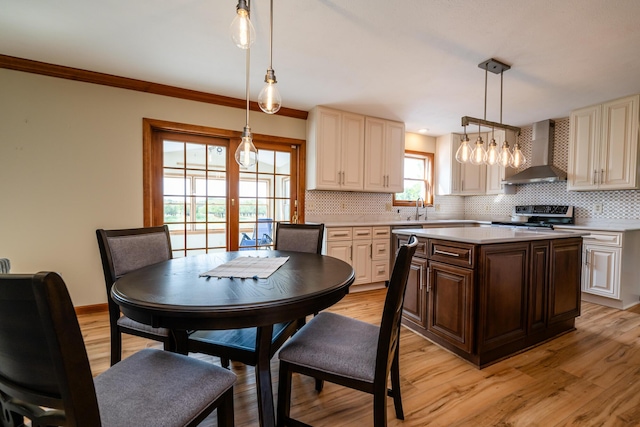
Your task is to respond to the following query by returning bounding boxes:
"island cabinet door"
[427,260,474,353]
[548,238,582,324]
[403,256,428,329]
[477,243,529,353]
[528,241,550,335]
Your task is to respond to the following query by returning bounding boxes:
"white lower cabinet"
[577,229,640,309]
[324,226,390,288]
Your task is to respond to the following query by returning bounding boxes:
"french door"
[143,119,305,256]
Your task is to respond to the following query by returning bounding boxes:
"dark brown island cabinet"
[394,228,584,368]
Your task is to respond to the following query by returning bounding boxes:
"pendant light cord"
[246,47,250,126]
[268,0,273,70]
[245,0,251,127]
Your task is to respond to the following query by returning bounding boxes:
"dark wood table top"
[111,250,355,331]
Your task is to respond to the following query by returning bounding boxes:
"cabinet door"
[403,257,428,329]
[485,130,509,194]
[599,95,639,190]
[582,244,620,299]
[548,238,582,324]
[364,117,386,191]
[326,241,352,266]
[457,133,487,195]
[314,108,343,190]
[568,105,600,190]
[427,260,474,352]
[385,120,405,192]
[341,112,366,191]
[529,241,549,334]
[352,240,372,285]
[477,243,529,352]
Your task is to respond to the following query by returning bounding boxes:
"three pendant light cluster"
[231,0,281,168]
[456,58,526,169]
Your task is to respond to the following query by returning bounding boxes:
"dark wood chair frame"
[96,226,176,365]
[276,235,418,427]
[0,272,234,427]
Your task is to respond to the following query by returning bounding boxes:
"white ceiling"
[2,0,640,136]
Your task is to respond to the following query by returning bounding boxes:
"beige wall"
[405,132,436,153]
[0,69,306,306]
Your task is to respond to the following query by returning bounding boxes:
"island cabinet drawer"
[326,227,353,241]
[428,240,475,268]
[396,236,428,257]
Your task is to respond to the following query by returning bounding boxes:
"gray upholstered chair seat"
[95,348,236,427]
[117,315,170,336]
[278,312,379,383]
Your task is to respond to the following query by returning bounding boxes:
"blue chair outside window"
[239,218,274,249]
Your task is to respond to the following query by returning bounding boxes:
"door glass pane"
[163,140,184,168]
[258,150,275,173]
[275,151,290,174]
[185,143,206,169]
[162,137,228,256]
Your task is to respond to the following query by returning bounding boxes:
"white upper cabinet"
[568,94,640,191]
[436,132,485,195]
[306,106,365,191]
[363,117,405,192]
[307,106,405,193]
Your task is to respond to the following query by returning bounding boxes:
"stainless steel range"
[491,205,574,230]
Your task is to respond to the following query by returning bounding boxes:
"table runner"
[199,256,289,279]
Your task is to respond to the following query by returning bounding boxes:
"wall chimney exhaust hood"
[502,119,567,185]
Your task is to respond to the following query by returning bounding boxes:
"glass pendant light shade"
[258,69,281,114]
[510,142,526,168]
[230,0,256,49]
[486,138,499,166]
[235,126,258,168]
[498,141,514,168]
[455,135,472,163]
[470,136,487,165]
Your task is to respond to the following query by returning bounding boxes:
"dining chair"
[274,222,325,253]
[187,223,325,369]
[96,226,176,365]
[276,235,418,427]
[0,271,236,427]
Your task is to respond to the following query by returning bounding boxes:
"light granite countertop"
[308,216,640,232]
[392,227,589,244]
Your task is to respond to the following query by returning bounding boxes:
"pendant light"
[486,127,499,166]
[258,0,281,114]
[230,0,256,49]
[458,58,522,167]
[455,132,472,162]
[511,135,526,168]
[234,23,258,168]
[470,125,487,165]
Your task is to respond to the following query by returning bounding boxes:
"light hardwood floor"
[80,289,640,426]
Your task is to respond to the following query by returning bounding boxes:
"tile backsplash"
[305,117,640,222]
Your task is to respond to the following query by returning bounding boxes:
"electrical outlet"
[435,204,441,212]
[485,204,490,212]
[594,202,603,214]
[385,203,392,211]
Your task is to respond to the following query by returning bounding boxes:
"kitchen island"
[393,227,587,368]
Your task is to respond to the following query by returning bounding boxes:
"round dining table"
[111,250,355,427]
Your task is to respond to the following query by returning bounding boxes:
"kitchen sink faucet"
[415,198,424,220]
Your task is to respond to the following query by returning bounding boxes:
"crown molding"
[0,54,308,120]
